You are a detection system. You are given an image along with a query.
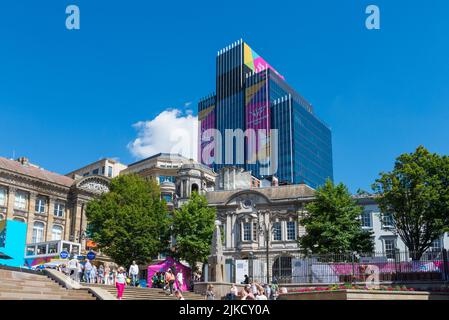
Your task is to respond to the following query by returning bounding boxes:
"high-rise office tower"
[198,40,333,189]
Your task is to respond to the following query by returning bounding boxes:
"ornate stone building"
[0,157,110,250]
[205,167,315,283]
[122,153,216,209]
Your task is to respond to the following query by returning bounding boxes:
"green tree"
[171,192,216,272]
[85,174,171,267]
[372,146,449,260]
[299,179,374,255]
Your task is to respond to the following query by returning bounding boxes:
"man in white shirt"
[129,261,139,287]
[67,255,79,282]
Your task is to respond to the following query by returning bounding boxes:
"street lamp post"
[264,221,270,285]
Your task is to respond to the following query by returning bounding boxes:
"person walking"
[78,262,84,283]
[104,265,110,285]
[176,271,184,292]
[165,270,175,295]
[129,261,139,287]
[84,260,93,284]
[98,265,104,284]
[67,255,79,282]
[90,264,97,284]
[115,267,127,300]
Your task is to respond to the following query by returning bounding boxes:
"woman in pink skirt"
[115,267,127,300]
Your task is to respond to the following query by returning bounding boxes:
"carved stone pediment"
[76,176,110,195]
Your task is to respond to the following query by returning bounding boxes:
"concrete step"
[0,292,96,300]
[84,284,205,300]
[0,268,97,300]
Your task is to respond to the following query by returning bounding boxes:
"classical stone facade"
[206,179,315,282]
[0,157,110,250]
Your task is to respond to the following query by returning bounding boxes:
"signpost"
[60,251,69,259]
[87,251,96,261]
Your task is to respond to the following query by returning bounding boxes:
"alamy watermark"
[66,5,80,30]
[366,5,380,30]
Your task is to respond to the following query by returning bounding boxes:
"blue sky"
[0,0,448,193]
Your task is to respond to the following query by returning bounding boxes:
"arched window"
[0,213,4,221]
[191,183,199,194]
[51,225,63,241]
[32,221,45,243]
[272,255,292,284]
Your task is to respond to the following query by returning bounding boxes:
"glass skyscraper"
[198,40,333,189]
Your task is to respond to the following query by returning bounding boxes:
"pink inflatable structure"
[147,257,191,291]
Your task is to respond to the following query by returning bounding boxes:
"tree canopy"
[85,174,171,267]
[372,146,449,260]
[171,192,216,272]
[299,179,374,255]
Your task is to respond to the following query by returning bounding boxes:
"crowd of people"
[57,257,141,288]
[55,257,284,301]
[204,276,285,300]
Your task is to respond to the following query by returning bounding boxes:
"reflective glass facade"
[198,40,333,189]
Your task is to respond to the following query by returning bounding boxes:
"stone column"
[26,192,38,244]
[80,203,88,250]
[6,186,16,220]
[46,197,56,241]
[72,201,83,244]
[64,205,72,241]
[226,213,232,249]
[208,221,225,282]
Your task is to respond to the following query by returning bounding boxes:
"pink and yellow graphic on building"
[245,72,271,164]
[198,104,216,166]
[244,43,285,80]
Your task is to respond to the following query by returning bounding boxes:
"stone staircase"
[0,268,97,300]
[86,283,205,300]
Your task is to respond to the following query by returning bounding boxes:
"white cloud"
[128,109,198,161]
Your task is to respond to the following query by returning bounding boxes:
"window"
[83,172,89,177]
[361,211,372,228]
[54,202,65,217]
[108,166,113,178]
[273,222,282,241]
[26,245,36,256]
[32,222,45,243]
[287,221,296,240]
[14,191,28,210]
[243,222,251,241]
[382,212,394,228]
[37,243,47,255]
[102,166,106,175]
[252,222,258,241]
[430,238,443,252]
[48,242,58,253]
[92,168,99,175]
[384,239,396,259]
[35,197,47,214]
[51,225,63,241]
[0,214,4,221]
[159,176,175,184]
[0,187,6,206]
